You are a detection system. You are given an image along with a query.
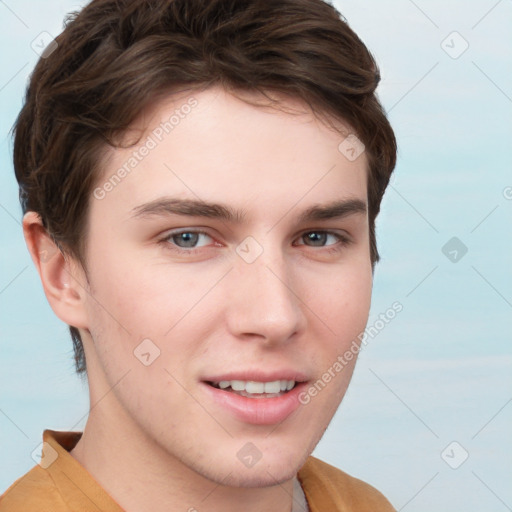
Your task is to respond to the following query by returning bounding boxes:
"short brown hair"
[12,0,397,375]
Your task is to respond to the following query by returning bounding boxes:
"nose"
[225,244,306,346]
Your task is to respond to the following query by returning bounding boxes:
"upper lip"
[202,370,309,383]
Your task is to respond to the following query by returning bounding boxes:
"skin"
[23,86,373,512]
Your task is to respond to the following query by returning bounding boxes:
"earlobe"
[22,211,89,329]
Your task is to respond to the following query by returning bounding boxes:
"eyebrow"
[130,197,367,224]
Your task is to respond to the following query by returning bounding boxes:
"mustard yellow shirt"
[0,430,395,511]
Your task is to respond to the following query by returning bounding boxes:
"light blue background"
[1,1,511,510]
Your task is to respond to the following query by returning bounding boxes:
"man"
[1,0,397,510]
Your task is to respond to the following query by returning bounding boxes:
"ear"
[23,211,89,330]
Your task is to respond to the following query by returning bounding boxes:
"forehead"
[91,86,368,223]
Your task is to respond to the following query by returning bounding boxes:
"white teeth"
[246,381,265,393]
[231,380,245,391]
[214,379,296,394]
[264,381,281,394]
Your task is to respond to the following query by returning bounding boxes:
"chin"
[216,464,301,488]
[229,447,310,488]
[185,445,308,489]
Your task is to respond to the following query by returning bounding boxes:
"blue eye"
[299,231,343,247]
[162,230,213,250]
[159,229,351,256]
[295,231,352,253]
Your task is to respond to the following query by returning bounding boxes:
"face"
[78,86,372,487]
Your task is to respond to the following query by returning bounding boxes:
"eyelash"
[158,229,352,256]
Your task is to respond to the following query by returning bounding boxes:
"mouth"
[201,372,309,424]
[206,379,297,399]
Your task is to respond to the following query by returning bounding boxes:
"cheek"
[84,245,168,331]
[341,265,372,325]
[310,261,372,348]
[81,246,155,362]
[304,265,372,412]
[82,249,214,370]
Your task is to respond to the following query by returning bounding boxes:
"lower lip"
[201,382,307,425]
